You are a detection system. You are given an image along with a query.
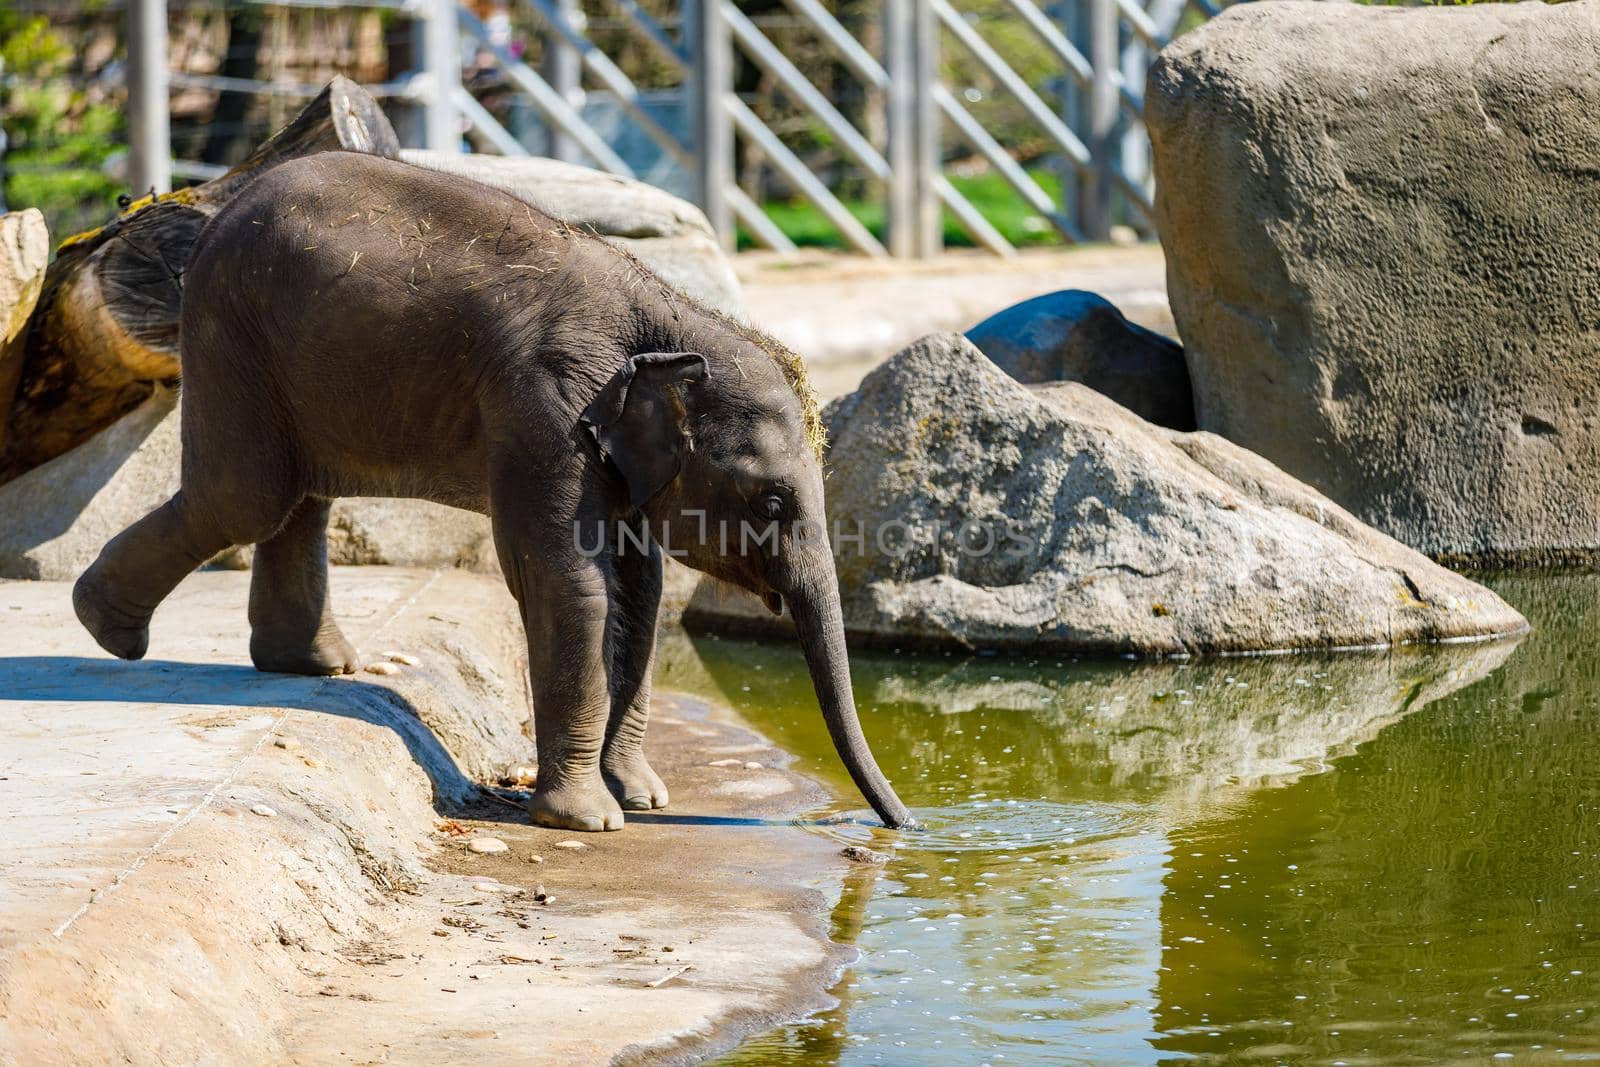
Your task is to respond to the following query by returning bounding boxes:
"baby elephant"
[73,151,912,832]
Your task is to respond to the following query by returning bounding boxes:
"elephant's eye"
[753,492,786,521]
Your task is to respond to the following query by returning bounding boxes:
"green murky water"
[656,574,1600,1065]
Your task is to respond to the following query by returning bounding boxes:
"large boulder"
[966,289,1194,430]
[401,150,744,318]
[687,334,1526,655]
[1147,0,1600,565]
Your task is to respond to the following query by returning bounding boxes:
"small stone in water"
[468,837,509,854]
[250,804,277,817]
[381,651,421,666]
[365,661,401,676]
[841,845,889,865]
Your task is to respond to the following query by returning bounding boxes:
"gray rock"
[0,386,180,580]
[1146,0,1600,564]
[966,289,1193,430]
[402,150,744,317]
[688,334,1526,654]
[327,497,498,572]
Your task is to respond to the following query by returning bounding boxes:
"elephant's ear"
[580,351,709,509]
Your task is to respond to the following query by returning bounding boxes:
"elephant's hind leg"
[248,497,358,676]
[73,490,236,660]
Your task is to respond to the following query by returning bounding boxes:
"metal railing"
[124,0,1224,257]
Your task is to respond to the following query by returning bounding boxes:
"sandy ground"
[0,568,872,1066]
[737,245,1172,398]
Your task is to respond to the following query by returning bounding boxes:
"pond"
[655,574,1600,1065]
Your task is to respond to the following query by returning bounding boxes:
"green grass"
[1,16,126,242]
[737,168,1068,251]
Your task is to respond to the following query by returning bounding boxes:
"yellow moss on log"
[56,187,204,253]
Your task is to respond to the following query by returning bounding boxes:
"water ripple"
[814,799,1143,854]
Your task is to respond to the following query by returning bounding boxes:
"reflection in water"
[656,582,1563,1065]
[1155,575,1600,1064]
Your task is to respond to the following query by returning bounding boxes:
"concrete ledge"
[0,568,858,1065]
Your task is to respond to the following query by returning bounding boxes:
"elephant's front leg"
[493,490,624,832]
[601,528,669,811]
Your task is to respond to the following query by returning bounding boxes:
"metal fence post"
[1050,0,1080,228]
[423,0,463,152]
[689,0,733,249]
[912,0,941,257]
[885,0,915,258]
[544,0,583,161]
[886,0,940,258]
[126,0,172,194]
[1083,0,1117,240]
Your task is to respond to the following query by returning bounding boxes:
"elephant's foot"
[250,623,360,676]
[529,776,625,832]
[73,569,151,661]
[602,754,669,811]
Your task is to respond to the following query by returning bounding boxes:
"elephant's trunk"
[780,547,915,830]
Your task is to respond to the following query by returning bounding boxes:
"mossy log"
[0,76,399,486]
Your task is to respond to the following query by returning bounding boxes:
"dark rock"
[966,289,1193,430]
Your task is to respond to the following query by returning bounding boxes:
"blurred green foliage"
[1,13,125,243]
[741,168,1068,251]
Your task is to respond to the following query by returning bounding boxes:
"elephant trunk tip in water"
[770,553,917,831]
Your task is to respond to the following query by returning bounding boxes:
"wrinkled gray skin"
[72,151,912,833]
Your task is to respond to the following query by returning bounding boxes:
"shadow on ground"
[2,655,488,812]
[1,654,816,831]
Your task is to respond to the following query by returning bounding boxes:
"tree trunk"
[0,76,400,486]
